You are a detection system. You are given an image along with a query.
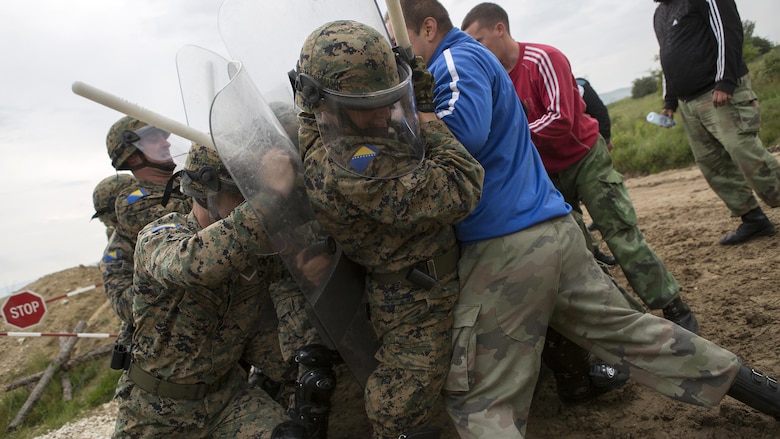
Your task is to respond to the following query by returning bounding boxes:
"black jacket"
[653,0,748,110]
[576,78,611,143]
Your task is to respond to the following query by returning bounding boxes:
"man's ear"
[422,17,437,42]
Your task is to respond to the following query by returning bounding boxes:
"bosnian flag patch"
[103,250,120,262]
[126,188,148,204]
[349,144,379,173]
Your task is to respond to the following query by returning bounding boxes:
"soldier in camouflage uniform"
[91,173,136,240]
[461,2,699,335]
[399,1,780,437]
[113,142,303,439]
[99,116,192,362]
[289,20,484,439]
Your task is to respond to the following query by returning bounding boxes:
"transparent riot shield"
[218,0,389,106]
[205,58,379,386]
[176,45,234,136]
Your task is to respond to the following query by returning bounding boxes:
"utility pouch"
[110,344,131,371]
[407,268,437,290]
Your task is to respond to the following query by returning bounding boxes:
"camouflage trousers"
[548,137,680,309]
[112,365,288,438]
[678,74,780,217]
[442,214,741,438]
[364,275,459,439]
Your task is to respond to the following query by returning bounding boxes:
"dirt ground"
[3,155,780,438]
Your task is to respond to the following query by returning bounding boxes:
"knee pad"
[271,420,309,439]
[290,344,338,439]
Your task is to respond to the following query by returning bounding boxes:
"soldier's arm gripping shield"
[204,57,379,387]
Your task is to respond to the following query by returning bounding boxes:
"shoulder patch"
[150,223,181,233]
[349,144,379,173]
[126,188,149,204]
[103,250,120,262]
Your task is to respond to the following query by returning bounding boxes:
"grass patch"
[609,46,780,176]
[0,356,121,439]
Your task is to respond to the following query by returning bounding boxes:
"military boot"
[719,207,776,245]
[594,249,616,266]
[662,296,699,334]
[726,365,780,419]
[588,361,630,397]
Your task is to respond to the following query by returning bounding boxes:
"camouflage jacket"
[298,115,484,291]
[99,178,191,324]
[131,205,285,383]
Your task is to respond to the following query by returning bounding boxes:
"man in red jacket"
[462,2,699,334]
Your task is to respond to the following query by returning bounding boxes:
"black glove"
[410,56,436,113]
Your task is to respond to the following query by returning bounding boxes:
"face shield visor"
[304,62,424,179]
[121,125,189,167]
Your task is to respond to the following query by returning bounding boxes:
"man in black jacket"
[653,0,780,245]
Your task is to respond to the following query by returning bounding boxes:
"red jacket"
[509,42,600,173]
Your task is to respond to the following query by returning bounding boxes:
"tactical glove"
[411,56,436,113]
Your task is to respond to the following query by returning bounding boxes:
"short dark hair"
[462,2,511,34]
[400,0,453,35]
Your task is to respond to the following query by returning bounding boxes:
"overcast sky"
[1,0,778,295]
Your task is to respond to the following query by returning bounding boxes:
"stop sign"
[2,290,48,329]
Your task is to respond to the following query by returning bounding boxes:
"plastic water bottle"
[646,112,676,127]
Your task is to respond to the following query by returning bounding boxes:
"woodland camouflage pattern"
[182,143,234,195]
[299,112,483,437]
[296,22,484,433]
[677,75,780,216]
[548,136,681,309]
[445,214,742,438]
[92,173,136,240]
[294,20,400,113]
[99,179,191,345]
[106,116,149,170]
[114,204,289,438]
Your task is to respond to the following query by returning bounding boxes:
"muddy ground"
[3,155,780,438]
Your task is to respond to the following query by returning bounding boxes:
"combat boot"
[588,361,630,397]
[726,365,780,420]
[719,207,776,245]
[594,249,616,266]
[557,359,629,405]
[662,296,699,334]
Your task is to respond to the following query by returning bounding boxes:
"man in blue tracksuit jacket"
[399,0,779,437]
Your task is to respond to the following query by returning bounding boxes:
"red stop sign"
[2,290,48,329]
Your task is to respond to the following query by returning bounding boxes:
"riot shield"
[206,59,379,386]
[176,45,234,135]
[217,0,389,106]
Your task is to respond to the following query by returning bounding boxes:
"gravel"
[33,400,117,439]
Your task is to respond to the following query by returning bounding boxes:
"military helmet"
[106,116,174,170]
[180,143,240,198]
[91,173,136,223]
[291,20,407,114]
[106,116,147,170]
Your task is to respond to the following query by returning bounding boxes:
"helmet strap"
[161,170,184,207]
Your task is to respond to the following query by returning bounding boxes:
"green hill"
[608,46,780,177]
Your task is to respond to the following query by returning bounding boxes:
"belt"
[127,364,233,400]
[369,245,460,288]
